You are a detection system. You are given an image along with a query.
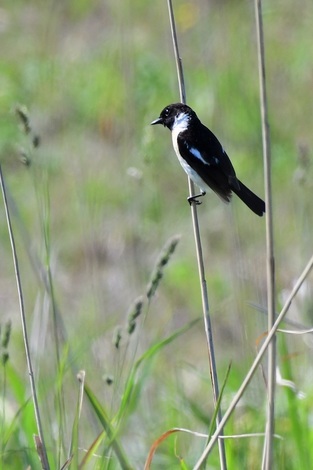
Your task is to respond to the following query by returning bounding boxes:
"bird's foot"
[187,191,206,206]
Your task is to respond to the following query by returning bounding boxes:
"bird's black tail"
[232,180,265,217]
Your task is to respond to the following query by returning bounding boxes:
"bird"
[151,103,265,217]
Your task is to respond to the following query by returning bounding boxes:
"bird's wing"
[197,124,240,188]
[177,125,240,200]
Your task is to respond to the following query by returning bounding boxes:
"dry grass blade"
[219,433,283,440]
[144,427,208,470]
[193,254,313,469]
[277,328,313,335]
[60,456,73,470]
[34,435,49,470]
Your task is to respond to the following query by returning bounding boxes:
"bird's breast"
[171,132,209,192]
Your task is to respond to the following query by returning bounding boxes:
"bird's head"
[151,103,196,132]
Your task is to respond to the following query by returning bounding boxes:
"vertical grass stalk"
[254,1,276,468]
[0,164,50,470]
[166,1,227,468]
[193,254,313,468]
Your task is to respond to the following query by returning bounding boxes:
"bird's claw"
[187,191,206,206]
[188,197,202,206]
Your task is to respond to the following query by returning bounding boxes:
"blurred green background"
[0,0,312,468]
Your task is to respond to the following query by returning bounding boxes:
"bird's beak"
[150,117,163,126]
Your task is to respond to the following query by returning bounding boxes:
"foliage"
[0,0,312,468]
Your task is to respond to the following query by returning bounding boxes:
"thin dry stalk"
[193,254,313,469]
[254,1,276,468]
[0,164,50,470]
[166,1,227,468]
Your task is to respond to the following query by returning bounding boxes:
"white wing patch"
[171,130,210,192]
[170,112,217,192]
[187,145,210,166]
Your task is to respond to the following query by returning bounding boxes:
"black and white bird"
[151,103,265,217]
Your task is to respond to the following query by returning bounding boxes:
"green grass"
[1,0,313,468]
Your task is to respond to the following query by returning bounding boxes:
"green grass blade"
[279,335,311,467]
[68,371,85,469]
[78,430,105,469]
[207,362,232,444]
[83,382,132,470]
[117,318,200,423]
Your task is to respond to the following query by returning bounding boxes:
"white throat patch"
[171,112,190,132]
[170,111,209,192]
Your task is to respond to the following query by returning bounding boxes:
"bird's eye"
[164,108,169,116]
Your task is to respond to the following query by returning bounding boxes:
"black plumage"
[151,103,265,217]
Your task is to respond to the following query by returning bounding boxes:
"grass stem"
[254,1,276,467]
[193,254,313,468]
[166,1,227,468]
[0,164,50,470]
